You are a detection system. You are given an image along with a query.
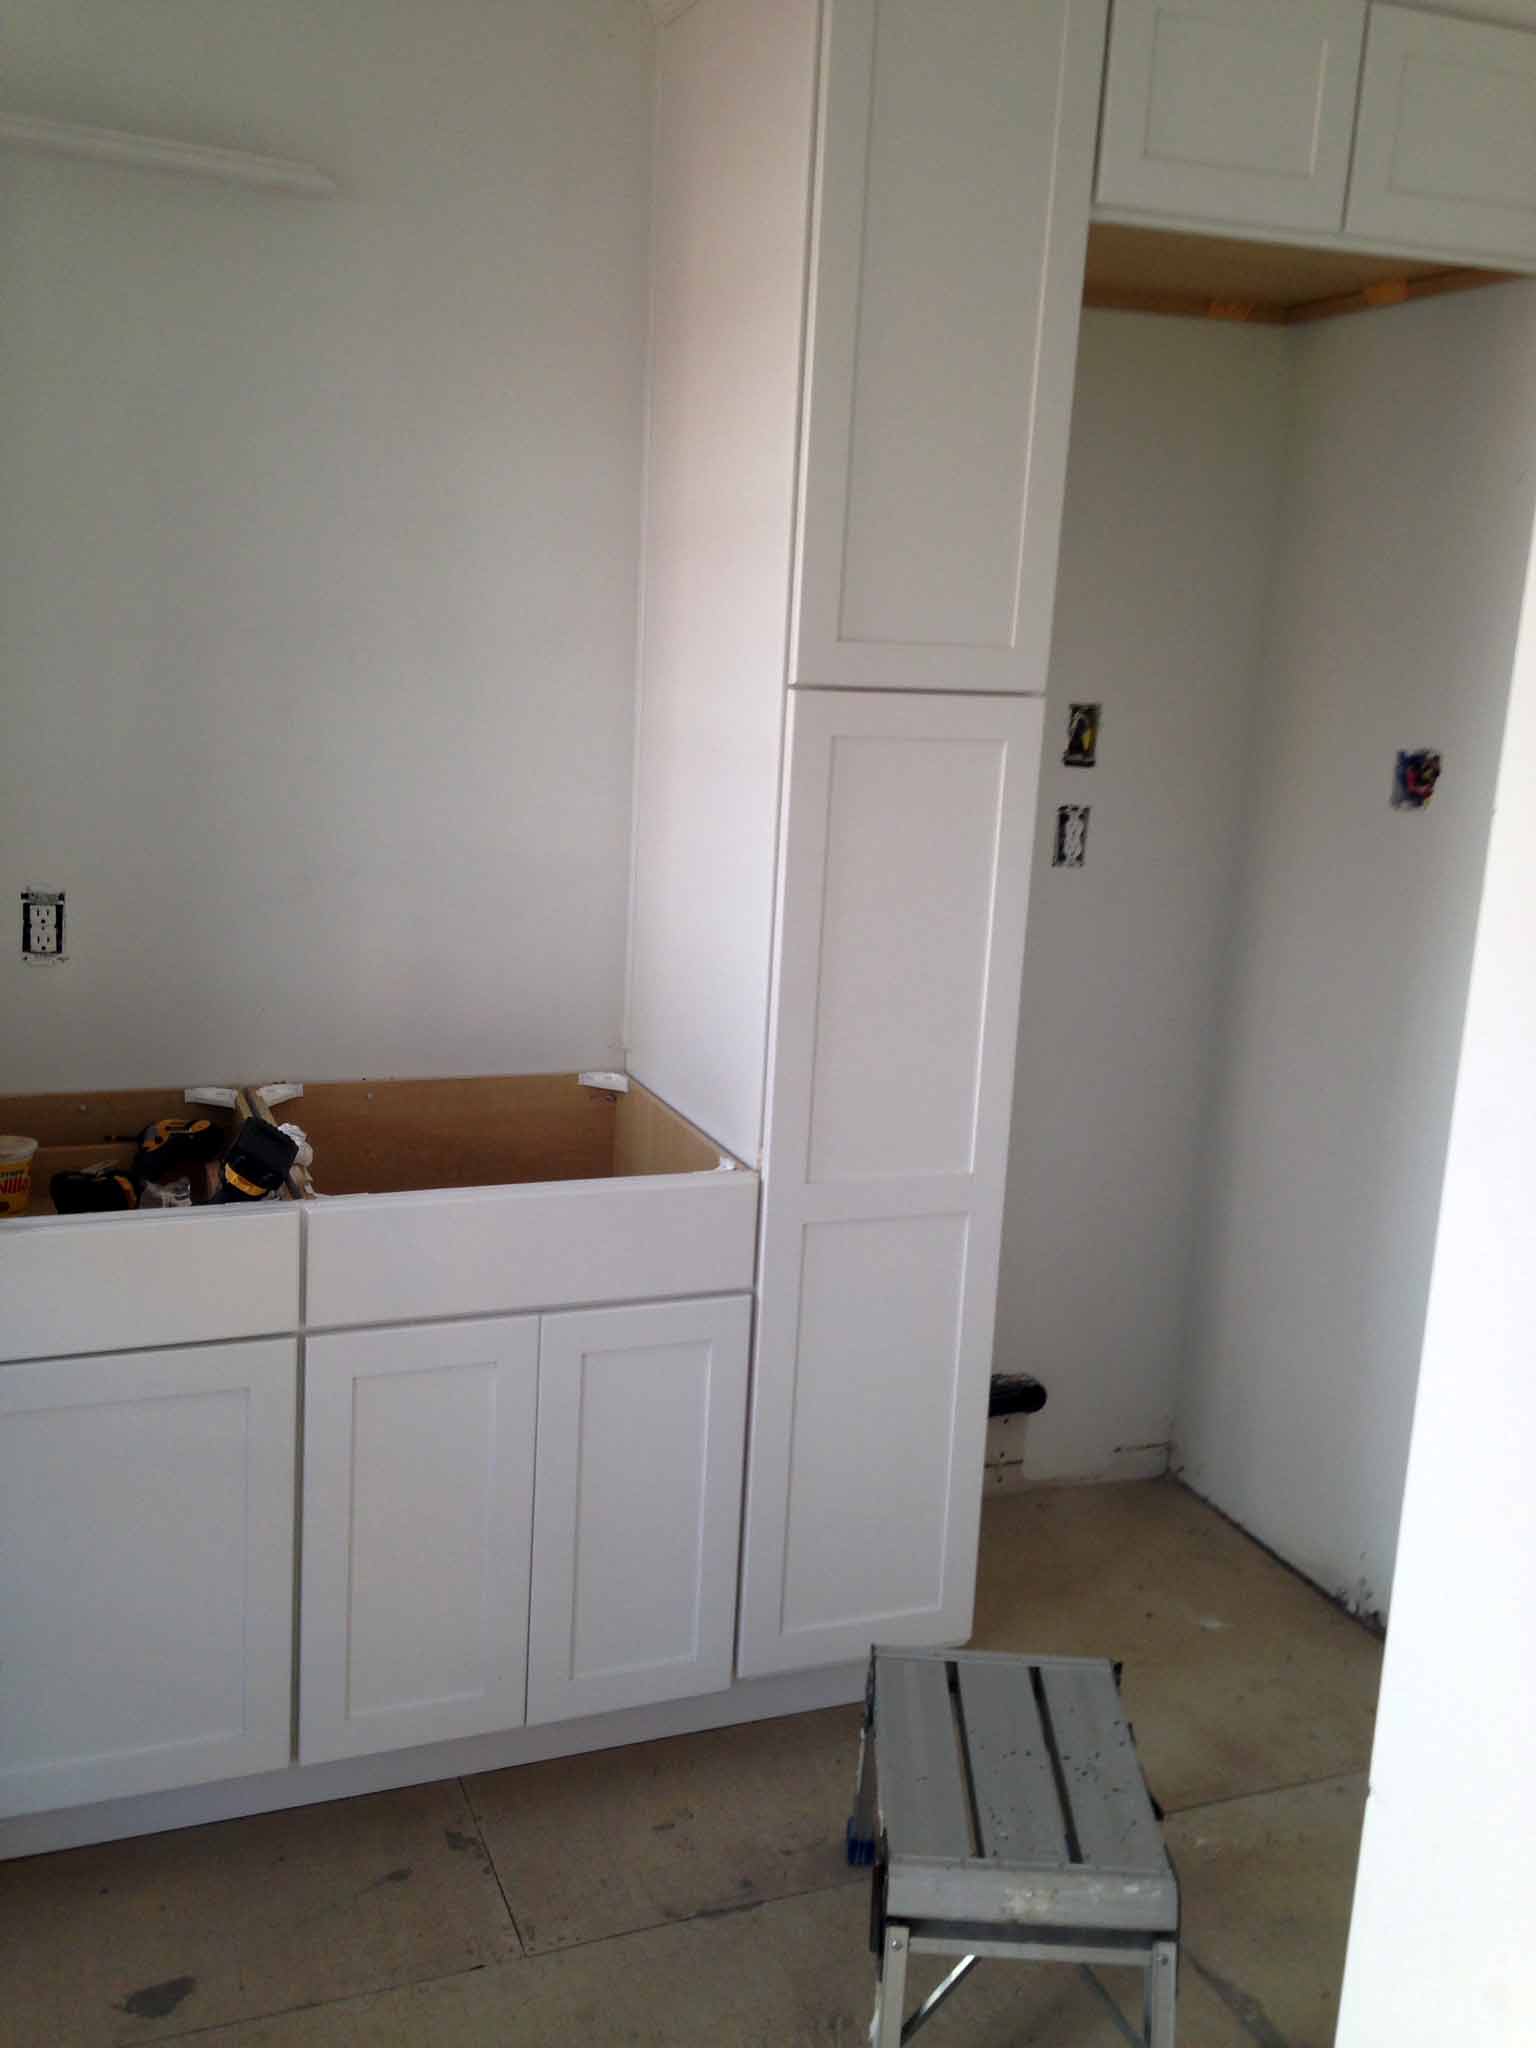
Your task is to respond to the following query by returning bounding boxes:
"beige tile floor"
[0,1479,1383,2048]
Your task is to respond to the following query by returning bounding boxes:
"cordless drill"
[134,1116,227,1202]
[51,1114,228,1214]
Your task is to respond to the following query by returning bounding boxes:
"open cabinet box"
[0,1072,757,1368]
[2,1070,740,1216]
[0,1069,761,1822]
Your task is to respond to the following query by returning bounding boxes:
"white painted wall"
[995,312,1292,1482]
[623,0,819,1164]
[1337,446,1536,2047]
[0,0,653,1091]
[1178,283,1536,1615]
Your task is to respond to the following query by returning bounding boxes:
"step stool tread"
[873,1649,1176,1935]
[956,1657,1071,1868]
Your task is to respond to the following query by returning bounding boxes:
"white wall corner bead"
[0,113,337,196]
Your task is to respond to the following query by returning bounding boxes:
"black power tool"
[134,1116,226,1197]
[50,1164,138,1214]
[213,1118,299,1203]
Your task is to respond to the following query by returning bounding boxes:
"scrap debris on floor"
[0,1479,1383,2047]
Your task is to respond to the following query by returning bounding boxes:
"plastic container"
[0,1136,39,1217]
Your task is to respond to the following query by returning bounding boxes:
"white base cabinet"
[0,1206,300,1364]
[527,1297,751,1724]
[0,1339,297,1816]
[300,1296,751,1762]
[300,1317,539,1764]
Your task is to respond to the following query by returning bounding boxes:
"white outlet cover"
[21,887,66,962]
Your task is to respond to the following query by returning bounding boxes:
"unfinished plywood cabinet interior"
[4,32,1536,2016]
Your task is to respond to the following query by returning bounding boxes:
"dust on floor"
[0,1479,1382,2047]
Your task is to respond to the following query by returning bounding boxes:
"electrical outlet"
[1053,806,1089,868]
[21,888,66,961]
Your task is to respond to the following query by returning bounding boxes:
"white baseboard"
[0,1661,867,1863]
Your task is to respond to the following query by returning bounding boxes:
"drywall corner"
[1175,281,1536,1615]
[996,310,1293,1484]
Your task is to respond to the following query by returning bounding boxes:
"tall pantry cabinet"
[627,0,1105,1675]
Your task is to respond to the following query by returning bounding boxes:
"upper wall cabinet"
[1097,0,1368,234]
[1348,5,1536,265]
[791,0,1108,694]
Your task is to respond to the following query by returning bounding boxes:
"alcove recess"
[1085,222,1517,326]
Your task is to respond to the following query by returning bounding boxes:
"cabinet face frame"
[1096,0,1367,235]
[738,689,1045,1677]
[300,1317,538,1763]
[790,0,1106,694]
[1347,3,1536,266]
[526,1296,751,1724]
[0,1206,300,1364]
[0,1339,297,1816]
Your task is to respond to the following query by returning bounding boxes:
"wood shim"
[1082,282,1288,323]
[1285,267,1517,324]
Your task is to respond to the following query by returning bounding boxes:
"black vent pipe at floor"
[989,1373,1047,1417]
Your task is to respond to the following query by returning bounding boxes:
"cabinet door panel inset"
[528,1298,750,1725]
[739,691,1044,1677]
[1348,5,1536,264]
[780,1214,968,1634]
[809,736,1004,1183]
[793,0,1106,692]
[301,1318,537,1763]
[0,1340,296,1816]
[1096,0,1366,233]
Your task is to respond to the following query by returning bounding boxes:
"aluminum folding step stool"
[848,1648,1179,2046]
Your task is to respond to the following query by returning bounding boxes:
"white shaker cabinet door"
[0,1339,297,1817]
[738,691,1045,1677]
[300,1318,538,1762]
[791,0,1105,694]
[1348,5,1536,266]
[527,1297,751,1725]
[1097,0,1367,233]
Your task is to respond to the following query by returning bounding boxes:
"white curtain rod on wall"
[0,112,337,196]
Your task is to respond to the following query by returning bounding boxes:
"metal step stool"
[849,1648,1179,2046]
